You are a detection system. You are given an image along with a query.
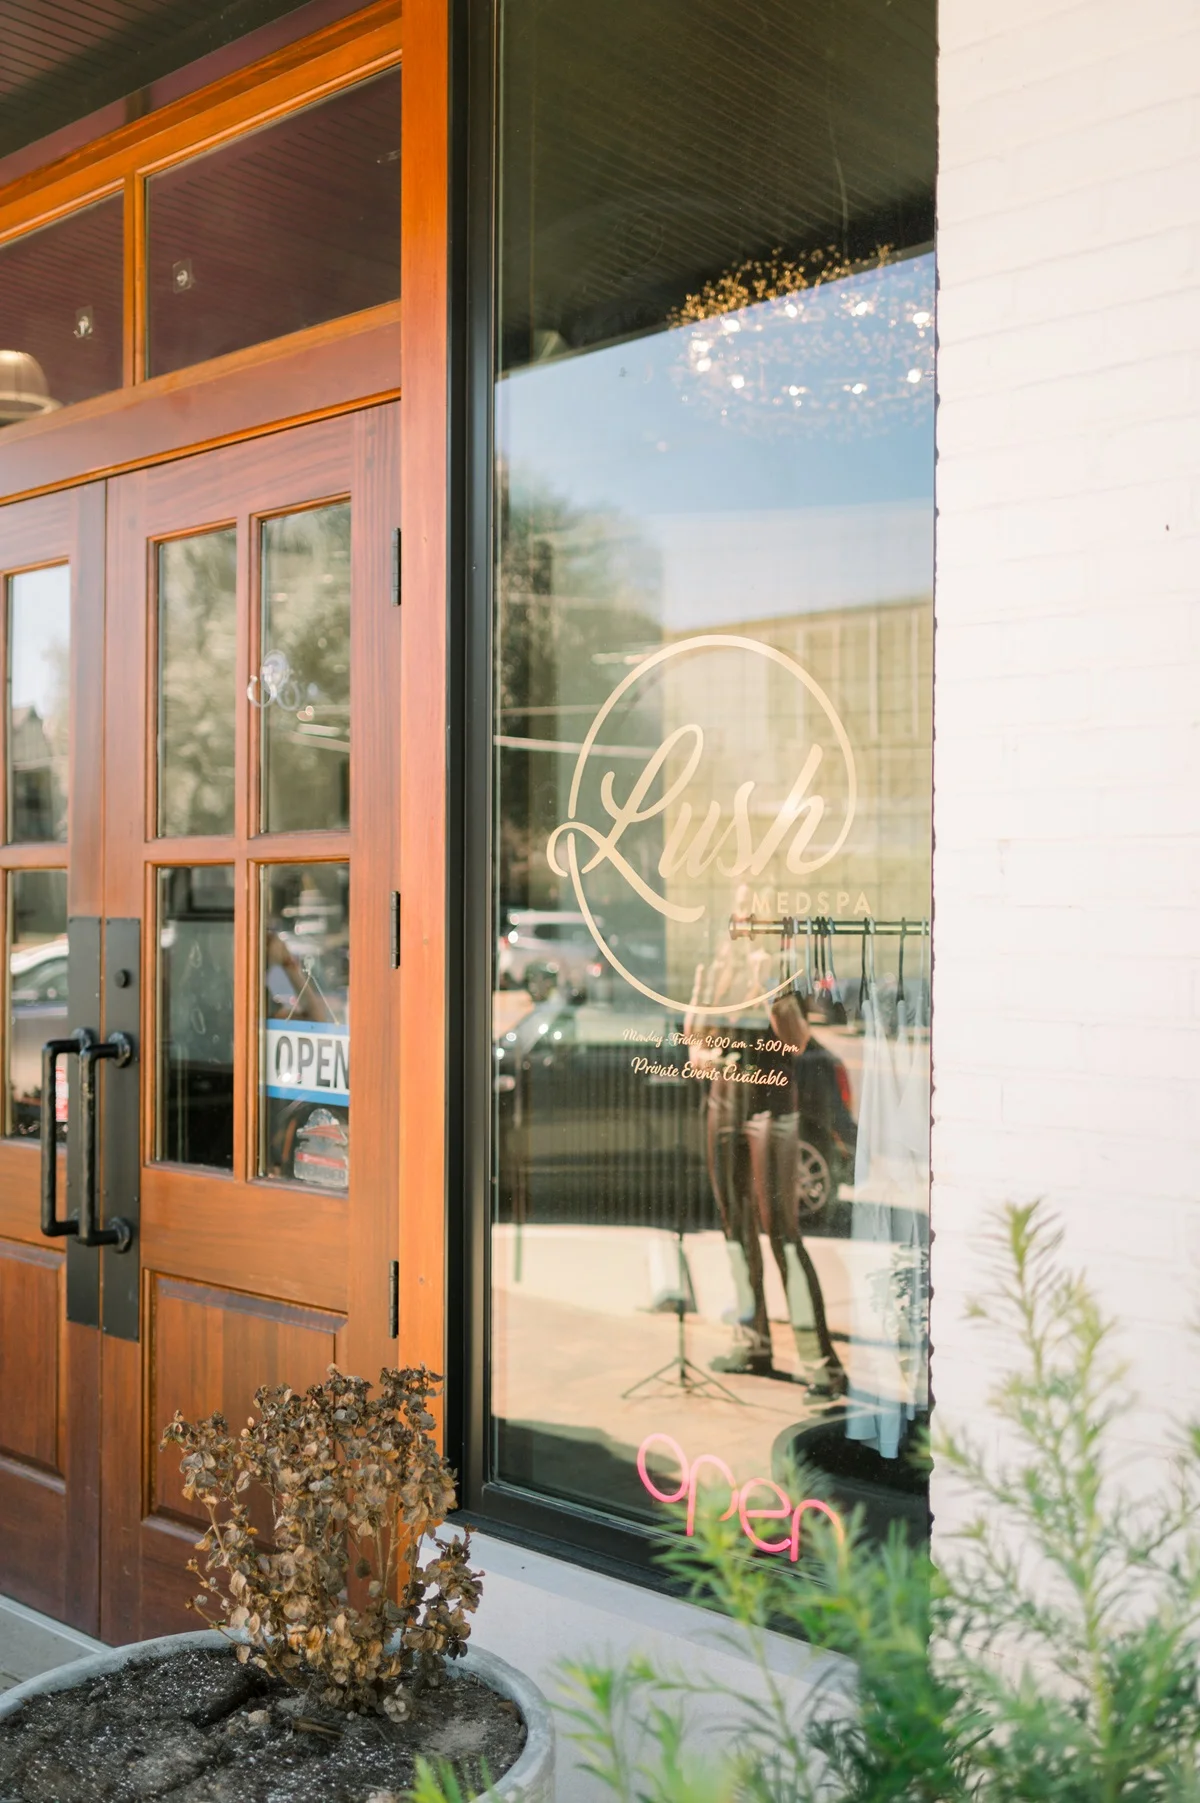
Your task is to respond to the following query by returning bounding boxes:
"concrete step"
[0,1596,106,1694]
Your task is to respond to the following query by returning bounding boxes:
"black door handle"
[79,1032,135,1252]
[40,1029,91,1238]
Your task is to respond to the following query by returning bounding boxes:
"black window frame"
[447,0,681,1589]
[446,0,937,1590]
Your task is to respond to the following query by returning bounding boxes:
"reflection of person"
[264,929,337,1022]
[691,976,856,1390]
[742,991,857,1394]
[684,954,768,1369]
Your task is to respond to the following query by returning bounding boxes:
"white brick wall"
[932,0,1200,1515]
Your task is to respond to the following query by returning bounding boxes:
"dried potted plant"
[0,1365,554,1802]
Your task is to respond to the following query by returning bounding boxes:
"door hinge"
[390,891,401,968]
[388,1259,399,1339]
[391,527,401,606]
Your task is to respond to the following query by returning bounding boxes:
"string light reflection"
[671,245,934,437]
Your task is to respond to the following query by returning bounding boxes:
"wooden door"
[94,406,401,1642]
[0,484,105,1632]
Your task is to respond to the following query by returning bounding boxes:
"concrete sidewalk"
[0,1596,105,1695]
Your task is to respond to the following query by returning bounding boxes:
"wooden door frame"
[0,313,401,507]
[396,0,449,1399]
[0,0,451,1638]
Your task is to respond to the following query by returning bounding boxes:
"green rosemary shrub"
[414,1204,1200,1801]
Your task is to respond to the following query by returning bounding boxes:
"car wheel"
[795,1140,833,1219]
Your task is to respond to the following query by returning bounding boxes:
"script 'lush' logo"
[545,634,856,1014]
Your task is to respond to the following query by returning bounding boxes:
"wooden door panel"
[138,1514,218,1640]
[140,1168,347,1312]
[0,1248,102,1632]
[137,1274,347,1637]
[0,1462,67,1618]
[150,1275,347,1524]
[0,1145,54,1244]
[0,1239,62,1472]
[0,1240,67,1617]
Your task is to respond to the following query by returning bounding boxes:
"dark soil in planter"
[0,1647,527,1801]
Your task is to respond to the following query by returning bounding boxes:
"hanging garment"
[892,947,931,1414]
[847,940,929,1458]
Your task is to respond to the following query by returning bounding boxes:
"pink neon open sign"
[637,1433,845,1560]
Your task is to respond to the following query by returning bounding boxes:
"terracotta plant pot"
[0,1628,555,1802]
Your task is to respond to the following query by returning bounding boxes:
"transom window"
[0,54,400,426]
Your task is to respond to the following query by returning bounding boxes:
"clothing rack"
[728,914,930,941]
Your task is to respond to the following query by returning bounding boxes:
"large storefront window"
[489,0,935,1550]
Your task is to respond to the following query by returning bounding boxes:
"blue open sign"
[266,1022,349,1105]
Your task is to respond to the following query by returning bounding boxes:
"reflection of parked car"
[493,997,858,1236]
[10,935,69,1136]
[497,910,601,999]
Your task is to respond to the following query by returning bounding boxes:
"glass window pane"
[156,866,235,1170]
[490,2,934,1546]
[259,505,350,834]
[158,530,237,836]
[9,565,70,843]
[0,195,124,422]
[8,870,68,1141]
[146,70,401,380]
[260,864,349,1190]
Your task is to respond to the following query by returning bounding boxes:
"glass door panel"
[260,862,350,1189]
[157,531,237,837]
[156,866,235,1169]
[8,563,70,843]
[259,503,351,833]
[6,867,68,1139]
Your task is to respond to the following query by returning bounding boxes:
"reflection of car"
[497,910,601,999]
[493,997,857,1234]
[10,935,69,1136]
[493,997,709,1227]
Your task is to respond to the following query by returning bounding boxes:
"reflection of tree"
[160,531,237,836]
[10,605,70,842]
[41,633,69,767]
[263,505,351,833]
[10,707,65,840]
[496,463,661,909]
